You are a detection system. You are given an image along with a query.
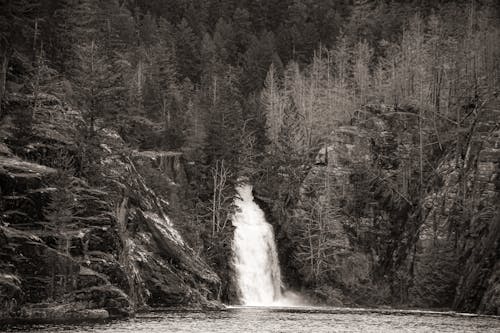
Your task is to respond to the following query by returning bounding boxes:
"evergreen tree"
[145,31,177,130]
[72,40,118,133]
[175,18,200,82]
[53,0,100,73]
[285,0,320,62]
[26,46,59,131]
[232,8,252,57]
[241,31,278,94]
[204,67,244,167]
[353,40,373,106]
[213,18,236,65]
[0,0,39,114]
[100,0,136,55]
[138,12,157,47]
[279,97,307,155]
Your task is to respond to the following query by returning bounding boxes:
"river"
[2,306,499,333]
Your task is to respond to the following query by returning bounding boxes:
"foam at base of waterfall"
[271,291,304,307]
[233,291,304,307]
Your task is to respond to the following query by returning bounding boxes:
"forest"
[0,0,499,321]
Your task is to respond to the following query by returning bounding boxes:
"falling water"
[232,183,300,306]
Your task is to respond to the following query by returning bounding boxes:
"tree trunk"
[0,47,8,117]
[212,161,218,237]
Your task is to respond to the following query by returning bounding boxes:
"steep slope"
[0,93,220,322]
[291,104,499,314]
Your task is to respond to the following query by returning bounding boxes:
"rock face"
[0,93,220,322]
[293,105,417,305]
[419,114,500,314]
[295,104,499,314]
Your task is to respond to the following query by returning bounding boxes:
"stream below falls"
[1,307,499,333]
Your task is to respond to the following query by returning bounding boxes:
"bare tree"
[262,63,285,146]
[210,159,232,236]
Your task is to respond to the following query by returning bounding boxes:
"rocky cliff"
[418,109,500,314]
[0,93,220,322]
[292,104,499,314]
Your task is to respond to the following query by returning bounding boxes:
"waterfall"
[232,183,301,306]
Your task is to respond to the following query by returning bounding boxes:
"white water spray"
[232,183,301,306]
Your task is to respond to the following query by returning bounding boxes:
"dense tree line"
[1,0,499,306]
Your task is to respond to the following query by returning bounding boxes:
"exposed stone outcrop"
[0,156,56,194]
[0,93,221,323]
[294,105,417,303]
[17,304,109,323]
[99,142,221,308]
[295,104,499,314]
[420,120,500,314]
[0,273,22,319]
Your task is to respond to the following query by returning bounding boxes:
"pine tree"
[145,34,177,131]
[25,45,60,133]
[41,149,79,299]
[0,0,39,115]
[261,62,285,146]
[213,18,236,65]
[232,7,252,56]
[175,18,200,82]
[138,12,157,47]
[200,33,217,80]
[285,0,319,62]
[242,31,277,94]
[353,40,373,106]
[53,0,100,73]
[100,0,136,56]
[73,40,117,133]
[183,96,207,160]
[205,67,244,166]
[279,97,307,155]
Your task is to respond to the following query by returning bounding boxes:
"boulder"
[0,156,56,193]
[77,267,110,290]
[73,285,131,318]
[132,150,187,187]
[17,303,109,323]
[83,251,130,293]
[0,226,80,301]
[139,210,220,286]
[0,274,22,319]
[479,262,500,316]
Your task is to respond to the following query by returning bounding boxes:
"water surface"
[2,306,499,333]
